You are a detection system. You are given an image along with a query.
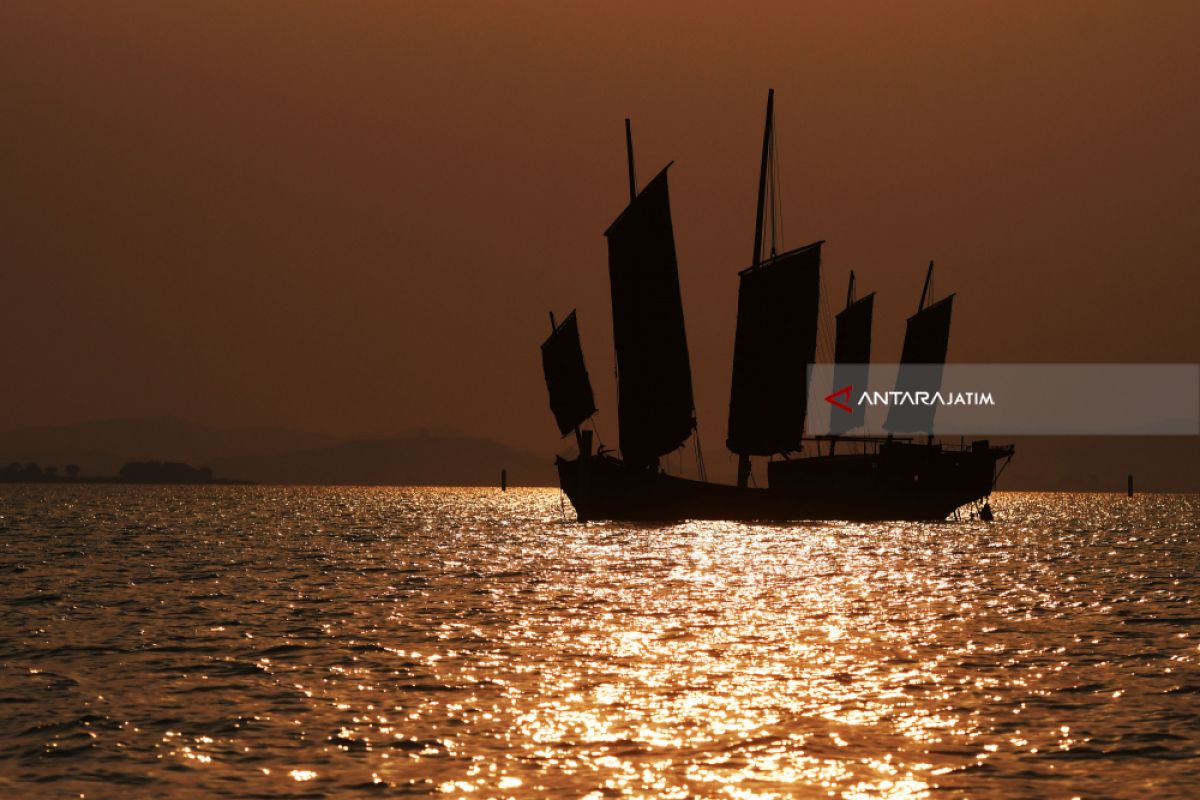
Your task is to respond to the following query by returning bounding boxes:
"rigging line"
[812,270,835,441]
[611,359,621,459]
[692,426,708,482]
[591,414,606,453]
[992,454,1011,490]
[815,265,835,365]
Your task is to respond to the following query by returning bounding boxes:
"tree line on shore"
[0,461,217,483]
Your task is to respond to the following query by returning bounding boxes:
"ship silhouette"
[542,90,1013,522]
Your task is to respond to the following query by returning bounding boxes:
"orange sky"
[2,2,1198,463]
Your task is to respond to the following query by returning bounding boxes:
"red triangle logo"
[825,385,853,413]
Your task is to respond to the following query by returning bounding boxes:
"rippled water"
[0,487,1197,798]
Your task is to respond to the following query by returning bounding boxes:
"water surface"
[1,487,1197,798]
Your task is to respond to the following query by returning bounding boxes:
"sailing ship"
[541,90,1013,522]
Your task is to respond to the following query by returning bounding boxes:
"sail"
[726,241,822,456]
[883,295,954,434]
[604,166,695,465]
[829,292,874,435]
[541,310,597,436]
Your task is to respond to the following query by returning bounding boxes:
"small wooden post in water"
[1127,474,1133,497]
[501,469,508,492]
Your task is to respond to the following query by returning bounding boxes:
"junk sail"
[726,88,822,458]
[829,273,874,436]
[727,242,822,455]
[604,166,696,466]
[884,262,954,434]
[541,310,597,436]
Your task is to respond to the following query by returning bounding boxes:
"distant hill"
[1,417,1194,491]
[0,417,337,477]
[211,434,556,486]
[0,417,556,487]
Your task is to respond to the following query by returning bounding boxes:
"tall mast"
[752,89,774,268]
[739,88,776,489]
[846,270,856,308]
[919,260,934,311]
[625,118,637,204]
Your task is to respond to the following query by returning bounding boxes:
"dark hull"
[557,441,1013,522]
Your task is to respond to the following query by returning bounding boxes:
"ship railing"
[801,435,1001,457]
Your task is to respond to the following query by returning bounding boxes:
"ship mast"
[625,118,637,203]
[752,89,774,269]
[737,89,775,489]
[885,262,954,436]
[605,122,696,469]
[829,273,874,439]
[727,89,823,482]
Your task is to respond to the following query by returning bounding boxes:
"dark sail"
[726,241,822,456]
[541,310,597,436]
[604,166,695,465]
[829,292,874,435]
[883,295,954,434]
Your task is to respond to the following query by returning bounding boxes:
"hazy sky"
[3,2,1198,464]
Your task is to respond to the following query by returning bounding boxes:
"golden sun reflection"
[25,489,1189,798]
[373,517,993,798]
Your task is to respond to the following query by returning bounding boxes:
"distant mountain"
[0,417,556,487]
[0,417,337,477]
[1,417,1194,491]
[211,434,557,487]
